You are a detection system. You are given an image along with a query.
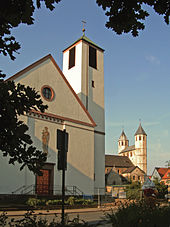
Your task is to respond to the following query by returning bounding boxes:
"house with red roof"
[151,167,170,185]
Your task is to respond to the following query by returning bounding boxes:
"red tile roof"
[156,167,168,178]
[161,169,170,179]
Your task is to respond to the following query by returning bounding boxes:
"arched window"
[139,136,141,140]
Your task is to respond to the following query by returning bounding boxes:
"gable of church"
[8,55,95,127]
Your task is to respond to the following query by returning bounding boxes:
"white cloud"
[145,55,160,65]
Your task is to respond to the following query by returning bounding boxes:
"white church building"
[0,34,105,195]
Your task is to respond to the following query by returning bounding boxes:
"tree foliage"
[105,200,170,227]
[0,0,61,60]
[153,178,168,199]
[0,79,48,174]
[0,0,170,61]
[0,1,60,173]
[96,0,170,36]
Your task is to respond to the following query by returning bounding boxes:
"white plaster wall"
[63,42,82,95]
[0,114,34,193]
[87,46,105,132]
[151,170,161,181]
[135,135,147,173]
[0,113,95,195]
[118,142,127,153]
[0,153,34,194]
[28,115,95,195]
[94,133,105,194]
[64,41,105,133]
[135,135,146,149]
[65,123,95,195]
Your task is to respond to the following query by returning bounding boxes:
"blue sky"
[0,0,170,174]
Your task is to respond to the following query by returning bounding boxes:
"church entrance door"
[36,169,50,195]
[36,163,55,195]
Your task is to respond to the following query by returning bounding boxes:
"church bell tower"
[134,123,147,174]
[62,31,105,191]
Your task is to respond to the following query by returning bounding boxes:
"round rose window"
[41,86,54,101]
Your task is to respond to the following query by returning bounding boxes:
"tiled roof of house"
[156,167,168,178]
[121,166,136,174]
[105,155,134,168]
[161,169,170,179]
[119,145,135,154]
[122,166,145,174]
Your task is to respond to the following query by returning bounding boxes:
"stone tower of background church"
[62,33,105,190]
[134,123,147,173]
[118,123,147,174]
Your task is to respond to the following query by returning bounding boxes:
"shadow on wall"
[0,117,95,195]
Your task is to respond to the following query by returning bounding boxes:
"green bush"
[74,199,93,205]
[126,181,141,200]
[67,197,75,206]
[26,198,47,206]
[26,197,95,207]
[126,189,141,200]
[105,200,170,227]
[46,199,62,206]
[153,178,168,199]
[0,211,93,226]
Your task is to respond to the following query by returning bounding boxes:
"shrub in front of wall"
[126,188,141,200]
[105,200,170,227]
[26,198,47,207]
[26,198,39,207]
[46,199,62,206]
[67,197,75,206]
[0,211,94,226]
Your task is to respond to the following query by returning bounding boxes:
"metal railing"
[12,185,26,194]
[11,185,84,196]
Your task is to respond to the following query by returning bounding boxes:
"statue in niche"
[42,127,50,154]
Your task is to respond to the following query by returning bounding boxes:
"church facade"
[118,123,147,174]
[105,124,147,185]
[0,35,105,195]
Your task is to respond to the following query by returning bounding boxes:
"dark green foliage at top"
[0,0,61,60]
[105,200,170,227]
[96,0,170,36]
[0,0,170,61]
[0,79,48,174]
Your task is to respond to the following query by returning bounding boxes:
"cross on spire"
[82,20,86,36]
